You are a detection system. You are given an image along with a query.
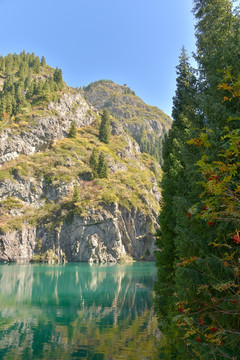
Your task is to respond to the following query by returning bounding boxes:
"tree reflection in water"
[0,262,160,359]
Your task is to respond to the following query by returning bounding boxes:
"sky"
[0,0,196,116]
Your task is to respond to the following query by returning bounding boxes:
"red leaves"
[209,327,218,333]
[207,221,215,227]
[231,234,240,244]
[202,205,207,211]
[178,307,184,313]
[230,299,238,304]
[206,173,220,183]
[199,317,205,326]
[196,337,202,342]
[193,138,202,146]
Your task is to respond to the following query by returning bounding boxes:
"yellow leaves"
[178,256,199,267]
[211,282,237,292]
[222,96,232,103]
[197,284,209,295]
[218,83,231,91]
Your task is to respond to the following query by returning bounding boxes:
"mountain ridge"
[0,52,171,263]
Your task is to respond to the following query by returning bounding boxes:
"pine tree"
[193,0,240,129]
[53,67,63,87]
[99,109,110,144]
[155,2,240,359]
[32,56,41,74]
[41,56,46,67]
[97,153,108,178]
[155,47,198,358]
[72,185,80,204]
[68,120,77,138]
[6,93,13,116]
[0,98,6,120]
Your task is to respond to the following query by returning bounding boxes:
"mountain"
[0,52,172,263]
[83,80,172,164]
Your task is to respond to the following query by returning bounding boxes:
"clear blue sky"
[0,0,196,116]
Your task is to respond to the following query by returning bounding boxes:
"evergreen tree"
[155,48,199,358]
[32,56,41,73]
[0,98,6,120]
[6,93,13,116]
[99,109,110,144]
[193,0,240,129]
[17,60,28,79]
[97,152,108,178]
[68,120,77,138]
[53,67,63,86]
[155,2,240,359]
[41,56,46,67]
[72,185,81,204]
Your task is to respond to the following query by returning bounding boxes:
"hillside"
[0,52,171,264]
[83,80,172,163]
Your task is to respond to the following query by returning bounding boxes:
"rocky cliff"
[0,54,171,263]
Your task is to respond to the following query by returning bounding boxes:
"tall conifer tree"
[99,109,110,144]
[155,1,240,358]
[155,48,198,358]
[97,153,108,179]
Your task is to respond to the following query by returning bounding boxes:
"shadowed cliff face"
[0,263,160,359]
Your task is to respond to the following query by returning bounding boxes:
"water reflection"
[0,263,159,359]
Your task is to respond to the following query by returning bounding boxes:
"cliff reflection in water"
[0,262,159,360]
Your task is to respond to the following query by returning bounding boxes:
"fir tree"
[32,56,41,74]
[155,47,198,358]
[155,2,240,359]
[41,56,46,67]
[53,67,63,86]
[193,0,240,129]
[72,185,80,204]
[97,152,108,178]
[99,109,110,144]
[68,120,77,138]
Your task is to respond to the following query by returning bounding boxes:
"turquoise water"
[0,262,159,360]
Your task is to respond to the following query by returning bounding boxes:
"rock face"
[84,80,172,139]
[0,203,157,263]
[0,93,95,166]
[0,84,165,264]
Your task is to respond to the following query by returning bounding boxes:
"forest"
[154,0,240,359]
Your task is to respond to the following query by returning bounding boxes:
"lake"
[0,262,159,360]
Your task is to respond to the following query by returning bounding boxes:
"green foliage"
[99,108,110,144]
[137,125,163,164]
[175,124,240,360]
[83,78,172,163]
[155,3,240,359]
[97,152,108,179]
[40,56,46,67]
[68,120,77,138]
[0,52,65,122]
[72,185,81,204]
[53,67,63,86]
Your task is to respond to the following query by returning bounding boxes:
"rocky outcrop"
[84,80,172,139]
[0,226,36,263]
[0,93,95,166]
[0,202,157,263]
[0,82,164,264]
